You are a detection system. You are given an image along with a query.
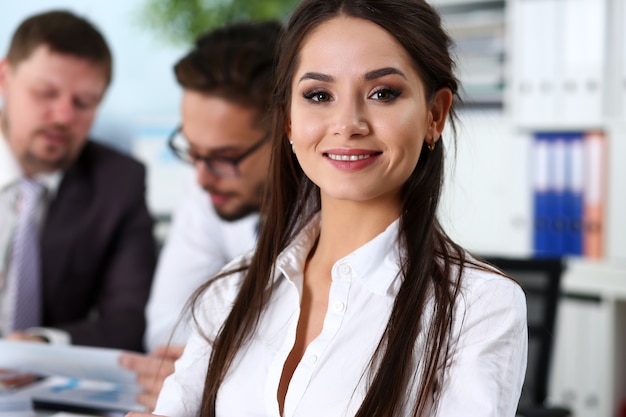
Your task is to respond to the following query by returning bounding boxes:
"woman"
[128,0,527,416]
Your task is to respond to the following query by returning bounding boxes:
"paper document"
[0,341,142,413]
[0,340,136,386]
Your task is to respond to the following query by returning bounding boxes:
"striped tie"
[11,178,44,331]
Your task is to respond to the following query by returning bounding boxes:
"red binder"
[582,131,606,259]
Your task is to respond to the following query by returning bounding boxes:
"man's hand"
[0,369,40,389]
[125,413,167,417]
[1,335,46,388]
[5,331,48,343]
[119,344,184,412]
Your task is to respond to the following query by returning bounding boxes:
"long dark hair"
[195,1,467,415]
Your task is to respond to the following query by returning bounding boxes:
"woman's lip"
[326,153,375,161]
[323,150,381,171]
[323,149,382,158]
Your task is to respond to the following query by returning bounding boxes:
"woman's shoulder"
[207,253,252,296]
[194,253,252,324]
[458,258,527,314]
[443,257,528,347]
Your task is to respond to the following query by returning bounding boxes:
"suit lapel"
[41,149,92,300]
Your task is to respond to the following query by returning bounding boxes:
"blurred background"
[1,1,625,416]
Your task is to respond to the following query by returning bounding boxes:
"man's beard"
[215,202,260,222]
[2,113,76,173]
[210,182,266,222]
[23,141,74,172]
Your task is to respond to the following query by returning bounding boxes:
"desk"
[36,410,124,417]
[548,259,626,417]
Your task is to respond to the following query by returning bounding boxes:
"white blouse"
[154,216,527,417]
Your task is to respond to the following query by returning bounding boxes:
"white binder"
[513,0,561,125]
[560,0,606,125]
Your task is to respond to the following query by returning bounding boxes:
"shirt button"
[333,301,345,312]
[339,264,351,276]
[307,354,318,365]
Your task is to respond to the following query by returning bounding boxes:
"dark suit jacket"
[40,141,157,352]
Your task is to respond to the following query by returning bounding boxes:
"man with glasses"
[119,20,283,411]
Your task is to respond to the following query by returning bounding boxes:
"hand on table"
[1,334,45,389]
[119,344,184,412]
[0,369,39,389]
[5,331,48,343]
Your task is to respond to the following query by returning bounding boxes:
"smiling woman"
[127,1,528,417]
[288,15,451,205]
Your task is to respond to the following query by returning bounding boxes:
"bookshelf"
[435,0,626,415]
[436,0,625,262]
[435,0,507,106]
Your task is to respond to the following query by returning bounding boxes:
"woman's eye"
[370,88,401,101]
[303,90,331,103]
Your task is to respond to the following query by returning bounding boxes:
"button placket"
[329,262,352,318]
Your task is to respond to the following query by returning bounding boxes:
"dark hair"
[197,1,467,416]
[173,20,283,130]
[7,10,112,86]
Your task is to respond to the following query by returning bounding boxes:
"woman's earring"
[290,141,295,153]
[427,140,435,151]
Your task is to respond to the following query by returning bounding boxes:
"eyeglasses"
[167,126,268,178]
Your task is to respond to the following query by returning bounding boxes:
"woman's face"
[288,15,449,207]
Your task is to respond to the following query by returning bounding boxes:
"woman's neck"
[311,196,401,267]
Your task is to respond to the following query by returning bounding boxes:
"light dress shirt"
[144,176,258,351]
[154,215,528,417]
[0,133,63,341]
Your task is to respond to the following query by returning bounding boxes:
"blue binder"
[563,132,584,256]
[532,132,552,257]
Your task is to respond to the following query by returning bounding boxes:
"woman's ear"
[427,88,453,142]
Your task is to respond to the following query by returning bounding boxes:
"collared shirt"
[154,215,528,417]
[143,176,258,351]
[0,132,63,338]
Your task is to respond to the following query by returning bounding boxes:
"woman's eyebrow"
[364,67,406,81]
[298,72,334,83]
[298,67,405,84]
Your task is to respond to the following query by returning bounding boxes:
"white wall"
[0,0,186,154]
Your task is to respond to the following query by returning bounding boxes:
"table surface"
[36,410,124,417]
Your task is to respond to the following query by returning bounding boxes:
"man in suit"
[0,10,156,351]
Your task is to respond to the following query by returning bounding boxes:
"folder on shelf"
[532,132,571,258]
[513,0,560,125]
[560,0,606,124]
[582,131,606,259]
[532,133,553,257]
[563,132,585,256]
[549,133,567,257]
[622,0,626,121]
